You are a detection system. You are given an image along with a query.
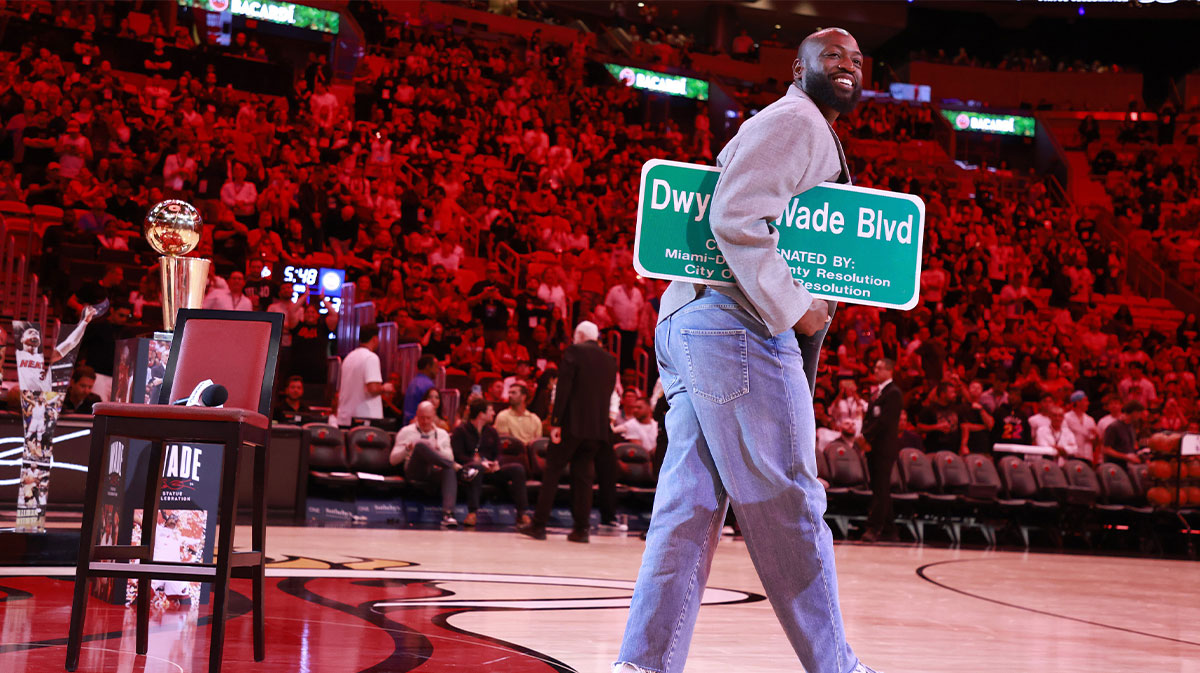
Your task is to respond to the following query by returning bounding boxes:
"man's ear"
[792,58,803,82]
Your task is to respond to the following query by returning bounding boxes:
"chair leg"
[252,443,268,661]
[66,418,111,671]
[136,440,167,655]
[209,439,241,673]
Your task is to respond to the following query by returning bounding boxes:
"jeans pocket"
[680,328,750,404]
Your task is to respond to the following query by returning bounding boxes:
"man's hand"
[793,299,830,337]
[550,426,562,443]
[82,306,98,323]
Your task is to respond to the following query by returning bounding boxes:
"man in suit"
[858,358,903,543]
[616,27,880,673]
[518,320,617,543]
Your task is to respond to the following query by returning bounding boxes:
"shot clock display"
[281,265,345,315]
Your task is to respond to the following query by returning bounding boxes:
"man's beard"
[802,69,861,115]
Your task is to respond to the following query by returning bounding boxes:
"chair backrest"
[1062,459,1101,493]
[527,437,550,479]
[159,309,284,417]
[1095,462,1139,503]
[963,454,1002,489]
[998,455,1038,498]
[898,448,938,492]
[932,451,972,493]
[498,435,529,470]
[823,443,867,487]
[347,426,393,474]
[1028,457,1069,491]
[305,423,348,471]
[890,462,904,490]
[1126,463,1149,497]
[614,442,655,487]
[814,447,831,482]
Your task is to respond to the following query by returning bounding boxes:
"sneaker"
[463,512,477,527]
[516,522,546,540]
[598,520,629,532]
[516,513,532,528]
[721,525,736,536]
[567,529,590,543]
[440,514,458,528]
[851,662,881,673]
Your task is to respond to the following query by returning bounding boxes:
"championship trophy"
[145,200,209,334]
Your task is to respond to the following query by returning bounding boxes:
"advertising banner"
[12,309,98,532]
[634,159,926,310]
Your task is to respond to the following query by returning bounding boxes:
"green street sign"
[634,159,926,310]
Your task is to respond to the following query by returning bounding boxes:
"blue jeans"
[616,289,858,673]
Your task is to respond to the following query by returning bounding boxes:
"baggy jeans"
[616,289,858,673]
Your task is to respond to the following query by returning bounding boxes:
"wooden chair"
[66,309,284,673]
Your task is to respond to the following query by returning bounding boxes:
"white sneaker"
[440,514,458,528]
[598,520,629,532]
[612,664,652,673]
[852,663,881,673]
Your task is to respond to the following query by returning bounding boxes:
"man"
[78,301,132,401]
[605,269,644,371]
[613,398,658,451]
[274,375,310,424]
[1034,405,1081,465]
[220,162,258,225]
[959,380,995,455]
[917,381,960,454]
[615,28,877,673]
[402,355,437,424]
[501,360,536,402]
[62,366,101,415]
[495,383,542,445]
[452,399,530,528]
[202,271,253,311]
[1118,364,1157,407]
[1100,401,1144,465]
[518,320,617,543]
[467,263,515,346]
[68,265,123,321]
[336,325,382,426]
[290,297,338,384]
[390,400,463,528]
[1027,393,1056,437]
[1064,390,1099,464]
[829,377,867,436]
[858,358,902,543]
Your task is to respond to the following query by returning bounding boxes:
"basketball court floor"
[1,526,1197,673]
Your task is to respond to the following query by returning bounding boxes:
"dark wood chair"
[66,309,283,673]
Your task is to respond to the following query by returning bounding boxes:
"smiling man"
[615,28,880,673]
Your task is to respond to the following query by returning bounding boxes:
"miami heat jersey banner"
[12,312,95,532]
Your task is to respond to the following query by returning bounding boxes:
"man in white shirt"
[604,269,644,370]
[1118,365,1157,407]
[336,325,383,426]
[390,400,463,528]
[1027,393,1055,437]
[162,141,196,192]
[1063,390,1099,463]
[1034,406,1081,465]
[613,398,658,452]
[829,378,868,436]
[202,271,254,311]
[1095,395,1122,449]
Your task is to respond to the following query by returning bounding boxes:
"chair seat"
[891,492,920,502]
[93,402,269,429]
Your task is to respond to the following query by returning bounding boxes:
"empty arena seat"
[1031,458,1094,505]
[614,442,655,488]
[527,437,553,480]
[931,451,975,497]
[1062,459,1103,505]
[962,454,1010,504]
[1094,463,1153,513]
[347,426,404,491]
[305,424,357,490]
[897,449,957,504]
[823,444,871,494]
[1125,462,1149,497]
[997,456,1061,547]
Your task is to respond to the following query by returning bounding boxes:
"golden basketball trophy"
[145,200,209,332]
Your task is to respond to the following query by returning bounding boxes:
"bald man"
[615,29,879,673]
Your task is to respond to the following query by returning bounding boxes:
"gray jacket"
[658,84,849,337]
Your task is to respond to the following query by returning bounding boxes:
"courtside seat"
[898,449,958,505]
[347,426,404,492]
[822,444,871,537]
[1031,457,1094,505]
[498,435,530,471]
[305,424,358,491]
[816,446,843,494]
[1062,459,1105,507]
[614,442,655,489]
[1094,462,1153,514]
[1126,462,1149,498]
[997,456,1061,547]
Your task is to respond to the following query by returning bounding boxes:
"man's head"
[285,375,304,402]
[1048,405,1065,429]
[468,398,495,425]
[792,27,862,117]
[1121,400,1146,424]
[573,320,599,344]
[1069,390,1088,413]
[21,327,40,352]
[634,398,653,422]
[417,354,437,376]
[101,265,124,287]
[872,358,895,384]
[414,400,437,432]
[937,381,958,405]
[228,271,245,296]
[70,366,96,399]
[359,324,380,351]
[508,383,528,409]
[967,380,984,402]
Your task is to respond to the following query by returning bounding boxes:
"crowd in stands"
[909,46,1129,75]
[0,0,1196,498]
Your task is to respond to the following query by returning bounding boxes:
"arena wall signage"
[604,64,709,101]
[940,109,1036,137]
[634,159,925,310]
[178,0,340,34]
